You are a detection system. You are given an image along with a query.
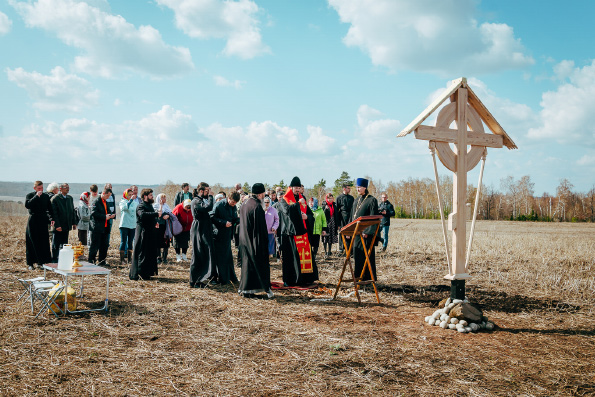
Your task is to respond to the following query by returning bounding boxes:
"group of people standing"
[24,176,397,299]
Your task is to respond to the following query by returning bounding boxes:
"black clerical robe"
[25,191,52,267]
[210,198,239,284]
[350,194,379,281]
[238,196,271,295]
[277,190,318,286]
[189,195,215,286]
[130,201,159,280]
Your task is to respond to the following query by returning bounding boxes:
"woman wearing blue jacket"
[119,188,138,265]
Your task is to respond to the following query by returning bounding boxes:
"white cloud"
[577,154,595,166]
[11,0,194,78]
[131,105,200,141]
[0,11,12,35]
[328,0,533,76]
[305,126,336,153]
[528,60,595,145]
[6,66,99,112]
[353,105,401,149]
[466,78,537,134]
[157,0,270,59]
[213,75,245,89]
[0,107,338,183]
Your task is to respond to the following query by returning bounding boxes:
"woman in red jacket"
[172,199,194,262]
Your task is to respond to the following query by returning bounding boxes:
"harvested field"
[1,216,594,396]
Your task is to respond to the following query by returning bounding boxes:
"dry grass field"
[1,215,594,396]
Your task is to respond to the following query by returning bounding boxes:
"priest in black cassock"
[210,191,240,285]
[277,176,318,286]
[25,181,52,270]
[238,183,273,298]
[130,189,159,281]
[350,177,379,281]
[189,184,216,288]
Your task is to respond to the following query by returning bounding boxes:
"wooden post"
[446,87,470,299]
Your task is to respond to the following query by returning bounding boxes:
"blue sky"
[0,0,594,195]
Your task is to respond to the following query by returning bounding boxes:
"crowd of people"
[24,176,397,298]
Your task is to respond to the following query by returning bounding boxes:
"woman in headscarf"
[153,193,173,265]
[321,192,341,257]
[172,199,193,262]
[119,188,138,265]
[77,191,91,247]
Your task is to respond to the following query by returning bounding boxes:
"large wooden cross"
[398,78,516,299]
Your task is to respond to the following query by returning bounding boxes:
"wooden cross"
[398,78,517,298]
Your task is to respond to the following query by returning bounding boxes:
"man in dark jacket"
[174,183,193,206]
[335,183,354,253]
[103,183,116,246]
[130,189,159,280]
[89,188,116,265]
[378,193,396,252]
[238,183,273,298]
[50,183,77,262]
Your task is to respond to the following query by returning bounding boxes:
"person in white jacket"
[119,188,138,265]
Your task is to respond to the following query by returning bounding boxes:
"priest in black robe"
[130,189,159,280]
[189,184,215,288]
[210,191,240,285]
[350,178,379,281]
[25,181,52,270]
[238,183,273,298]
[277,176,318,286]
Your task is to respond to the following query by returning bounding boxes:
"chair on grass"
[17,277,63,318]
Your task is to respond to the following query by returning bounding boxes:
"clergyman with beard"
[129,188,160,281]
[189,183,216,288]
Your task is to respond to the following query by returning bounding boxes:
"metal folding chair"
[31,282,65,319]
[16,277,62,317]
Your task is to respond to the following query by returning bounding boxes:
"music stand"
[333,215,382,304]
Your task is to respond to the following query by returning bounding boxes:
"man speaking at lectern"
[349,178,379,281]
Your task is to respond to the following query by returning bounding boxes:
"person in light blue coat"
[119,188,138,265]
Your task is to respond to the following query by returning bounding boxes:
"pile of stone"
[424,297,495,333]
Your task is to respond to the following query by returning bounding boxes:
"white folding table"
[42,262,111,314]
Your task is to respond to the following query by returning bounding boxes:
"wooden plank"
[436,102,456,127]
[435,141,457,172]
[465,146,485,172]
[467,106,485,134]
[398,78,465,137]
[452,87,468,277]
[466,85,517,149]
[415,126,503,148]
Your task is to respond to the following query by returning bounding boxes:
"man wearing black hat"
[335,182,354,253]
[277,176,318,286]
[238,183,273,298]
[349,178,379,281]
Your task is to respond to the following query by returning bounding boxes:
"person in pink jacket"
[263,197,279,258]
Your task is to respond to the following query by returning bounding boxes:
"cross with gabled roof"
[398,77,517,299]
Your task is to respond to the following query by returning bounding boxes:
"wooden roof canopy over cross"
[398,78,517,164]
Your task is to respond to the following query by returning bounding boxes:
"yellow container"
[47,284,77,314]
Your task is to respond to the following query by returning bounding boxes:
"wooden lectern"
[333,215,383,304]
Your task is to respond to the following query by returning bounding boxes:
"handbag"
[171,213,183,236]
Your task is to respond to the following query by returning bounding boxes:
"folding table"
[42,262,111,314]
